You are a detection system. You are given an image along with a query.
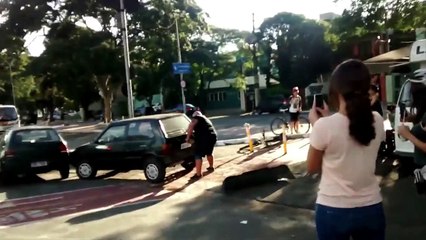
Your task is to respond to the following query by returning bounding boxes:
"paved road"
[53,112,309,146]
[0,140,315,239]
[211,112,309,140]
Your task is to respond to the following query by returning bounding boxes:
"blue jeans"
[315,203,385,240]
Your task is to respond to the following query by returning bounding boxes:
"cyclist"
[289,86,302,134]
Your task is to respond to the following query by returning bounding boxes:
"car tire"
[59,164,70,179]
[76,161,97,179]
[181,157,195,171]
[144,158,166,183]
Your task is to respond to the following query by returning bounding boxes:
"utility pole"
[119,0,134,118]
[252,13,260,108]
[175,17,186,113]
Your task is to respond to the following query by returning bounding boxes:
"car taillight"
[5,149,15,157]
[60,143,69,153]
[162,144,171,155]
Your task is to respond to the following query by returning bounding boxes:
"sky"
[25,0,351,56]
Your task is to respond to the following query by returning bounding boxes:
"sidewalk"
[208,140,426,240]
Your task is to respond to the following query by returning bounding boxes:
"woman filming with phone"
[307,59,386,240]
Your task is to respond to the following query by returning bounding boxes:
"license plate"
[181,143,191,149]
[31,161,48,168]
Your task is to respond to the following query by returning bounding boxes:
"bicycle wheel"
[298,116,311,134]
[270,117,289,136]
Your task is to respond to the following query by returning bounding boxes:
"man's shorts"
[194,136,217,159]
[289,112,300,122]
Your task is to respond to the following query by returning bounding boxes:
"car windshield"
[13,129,60,144]
[0,107,18,121]
[160,115,190,137]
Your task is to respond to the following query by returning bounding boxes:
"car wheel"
[181,157,195,171]
[76,161,97,179]
[144,158,166,183]
[59,164,70,179]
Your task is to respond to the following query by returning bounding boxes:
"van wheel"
[144,158,166,183]
[76,161,97,179]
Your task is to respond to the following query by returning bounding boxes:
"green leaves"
[258,12,334,89]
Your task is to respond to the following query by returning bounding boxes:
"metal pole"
[120,0,134,118]
[9,60,16,106]
[175,17,186,113]
[252,13,260,107]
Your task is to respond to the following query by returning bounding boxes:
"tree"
[28,22,122,122]
[127,0,208,107]
[336,0,426,32]
[259,12,334,89]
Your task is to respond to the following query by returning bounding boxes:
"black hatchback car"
[0,126,70,180]
[71,113,195,183]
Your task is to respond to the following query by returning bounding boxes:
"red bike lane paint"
[0,184,172,227]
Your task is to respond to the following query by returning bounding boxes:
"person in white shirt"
[307,59,386,240]
[289,86,302,134]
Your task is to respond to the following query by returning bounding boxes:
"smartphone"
[314,94,324,109]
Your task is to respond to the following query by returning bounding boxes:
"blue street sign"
[173,63,191,75]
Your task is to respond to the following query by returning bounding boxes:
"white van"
[0,105,20,133]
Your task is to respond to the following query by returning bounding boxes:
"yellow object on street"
[282,124,287,155]
[244,123,254,153]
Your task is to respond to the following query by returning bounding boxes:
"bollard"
[244,123,254,153]
[282,124,287,155]
[262,128,267,147]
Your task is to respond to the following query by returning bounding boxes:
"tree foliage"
[259,12,334,89]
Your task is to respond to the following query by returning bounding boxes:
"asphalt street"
[211,112,308,140]
[54,113,309,150]
[0,139,316,239]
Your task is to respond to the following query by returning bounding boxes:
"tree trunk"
[96,75,114,123]
[103,93,113,123]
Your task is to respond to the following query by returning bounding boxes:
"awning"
[364,45,411,63]
[364,62,407,74]
[364,45,411,74]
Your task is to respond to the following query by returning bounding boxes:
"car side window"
[97,125,127,143]
[127,122,155,141]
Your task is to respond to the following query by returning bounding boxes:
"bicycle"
[270,109,311,136]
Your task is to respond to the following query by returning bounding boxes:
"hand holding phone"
[314,94,324,109]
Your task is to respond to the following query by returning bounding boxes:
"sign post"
[174,18,189,113]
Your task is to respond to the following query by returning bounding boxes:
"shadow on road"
[92,190,316,240]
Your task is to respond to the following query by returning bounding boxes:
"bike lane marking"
[0,184,173,228]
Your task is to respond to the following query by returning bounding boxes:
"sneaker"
[207,167,215,172]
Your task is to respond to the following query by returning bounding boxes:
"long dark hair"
[330,59,376,146]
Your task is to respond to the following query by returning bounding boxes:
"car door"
[125,121,160,169]
[93,124,128,169]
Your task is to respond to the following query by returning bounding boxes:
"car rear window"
[13,129,60,144]
[0,107,18,121]
[160,115,190,137]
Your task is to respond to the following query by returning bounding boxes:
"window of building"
[208,91,227,102]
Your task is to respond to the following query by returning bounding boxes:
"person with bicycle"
[289,86,302,134]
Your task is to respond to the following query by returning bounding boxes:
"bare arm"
[406,132,426,153]
[307,146,324,174]
[185,119,198,142]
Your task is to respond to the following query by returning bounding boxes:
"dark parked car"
[71,113,195,183]
[255,96,289,114]
[0,127,70,180]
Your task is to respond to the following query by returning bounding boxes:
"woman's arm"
[307,146,324,174]
[406,132,426,153]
